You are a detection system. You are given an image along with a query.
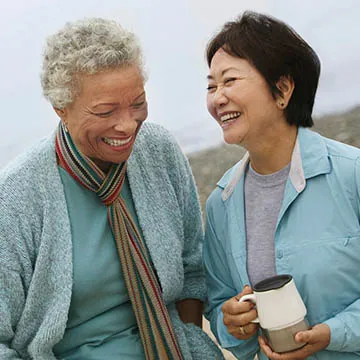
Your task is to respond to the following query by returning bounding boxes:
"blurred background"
[0,0,359,169]
[1,1,359,358]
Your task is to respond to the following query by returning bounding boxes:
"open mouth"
[102,136,133,147]
[220,112,241,123]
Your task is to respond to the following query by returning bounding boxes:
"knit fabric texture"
[0,122,224,360]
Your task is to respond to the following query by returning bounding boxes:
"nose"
[113,112,138,134]
[212,86,228,108]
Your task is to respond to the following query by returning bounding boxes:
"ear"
[53,107,70,128]
[275,76,295,110]
[53,107,67,119]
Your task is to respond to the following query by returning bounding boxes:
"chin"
[223,136,241,146]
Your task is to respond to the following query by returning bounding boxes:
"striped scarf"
[55,122,183,360]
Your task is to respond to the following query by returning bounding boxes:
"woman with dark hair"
[203,10,360,360]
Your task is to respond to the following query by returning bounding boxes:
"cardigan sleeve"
[168,136,206,302]
[0,212,28,359]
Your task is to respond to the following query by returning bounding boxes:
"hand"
[258,323,331,360]
[222,285,259,340]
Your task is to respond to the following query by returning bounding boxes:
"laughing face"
[55,65,148,171]
[206,49,281,149]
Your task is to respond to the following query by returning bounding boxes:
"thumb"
[243,284,253,295]
[294,329,314,343]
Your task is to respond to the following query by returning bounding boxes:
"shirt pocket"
[286,234,360,325]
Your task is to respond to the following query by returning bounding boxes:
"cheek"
[134,106,148,123]
[142,107,149,121]
[206,96,216,118]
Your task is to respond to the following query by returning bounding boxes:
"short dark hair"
[206,11,321,127]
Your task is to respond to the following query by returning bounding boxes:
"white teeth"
[103,136,132,146]
[220,112,241,122]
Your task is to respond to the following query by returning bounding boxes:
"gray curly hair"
[41,18,146,109]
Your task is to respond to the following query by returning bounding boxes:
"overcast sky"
[1,0,359,167]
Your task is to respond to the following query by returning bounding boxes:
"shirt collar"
[220,127,331,201]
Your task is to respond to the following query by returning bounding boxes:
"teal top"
[53,167,145,359]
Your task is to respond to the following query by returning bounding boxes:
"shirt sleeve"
[203,198,259,359]
[325,299,360,352]
[325,156,360,352]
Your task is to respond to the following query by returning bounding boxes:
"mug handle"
[238,293,260,323]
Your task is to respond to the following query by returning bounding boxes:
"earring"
[63,122,69,133]
[279,102,285,108]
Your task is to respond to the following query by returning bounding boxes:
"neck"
[91,158,113,173]
[248,124,298,175]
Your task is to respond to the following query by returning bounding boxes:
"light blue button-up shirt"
[204,127,360,359]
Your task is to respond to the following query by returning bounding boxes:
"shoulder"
[300,128,360,180]
[0,134,58,211]
[321,135,360,178]
[135,122,179,151]
[131,122,187,169]
[321,134,360,160]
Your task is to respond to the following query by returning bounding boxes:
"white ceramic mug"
[239,274,309,353]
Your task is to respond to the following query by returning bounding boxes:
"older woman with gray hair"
[0,18,223,359]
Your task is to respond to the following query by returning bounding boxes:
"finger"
[273,344,314,360]
[223,308,257,327]
[229,324,258,340]
[238,308,258,325]
[242,284,253,295]
[258,336,277,359]
[259,339,315,360]
[294,329,312,344]
[294,323,329,345]
[234,285,253,300]
[244,322,259,335]
[223,297,254,316]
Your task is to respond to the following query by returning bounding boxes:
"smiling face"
[206,49,284,150]
[55,66,148,171]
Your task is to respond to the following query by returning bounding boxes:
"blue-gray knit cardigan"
[0,122,224,360]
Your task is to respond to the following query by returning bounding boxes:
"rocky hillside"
[188,106,360,212]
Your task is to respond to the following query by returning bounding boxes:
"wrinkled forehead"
[71,66,146,106]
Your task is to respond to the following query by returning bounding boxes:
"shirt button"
[277,250,283,259]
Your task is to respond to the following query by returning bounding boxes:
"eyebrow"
[207,67,239,80]
[133,91,146,101]
[91,102,117,109]
[91,92,146,109]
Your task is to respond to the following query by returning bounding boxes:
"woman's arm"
[0,217,27,359]
[176,299,203,327]
[0,268,26,359]
[169,135,207,304]
[203,202,259,360]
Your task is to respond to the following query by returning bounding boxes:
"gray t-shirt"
[244,163,290,286]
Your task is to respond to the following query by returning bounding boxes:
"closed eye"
[224,77,237,85]
[94,110,114,117]
[132,101,146,109]
[207,85,217,92]
[131,100,146,110]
